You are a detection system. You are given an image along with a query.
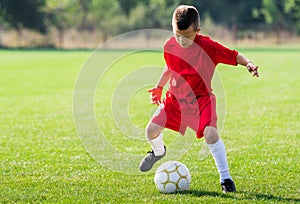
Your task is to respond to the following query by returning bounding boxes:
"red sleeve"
[164,51,170,70]
[202,38,238,66]
[163,39,172,71]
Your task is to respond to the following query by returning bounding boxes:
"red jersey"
[164,34,238,101]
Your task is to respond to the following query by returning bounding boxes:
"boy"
[139,5,259,193]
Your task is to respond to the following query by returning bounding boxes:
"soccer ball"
[154,161,191,193]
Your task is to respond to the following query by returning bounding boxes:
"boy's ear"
[196,27,201,33]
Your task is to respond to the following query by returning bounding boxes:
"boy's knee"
[204,126,219,144]
[146,122,162,140]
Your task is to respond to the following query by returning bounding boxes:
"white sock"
[207,139,232,183]
[149,133,165,156]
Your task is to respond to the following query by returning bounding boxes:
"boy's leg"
[146,122,166,155]
[204,126,236,193]
[139,122,166,172]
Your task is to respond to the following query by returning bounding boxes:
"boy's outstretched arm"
[237,53,259,77]
[148,65,172,105]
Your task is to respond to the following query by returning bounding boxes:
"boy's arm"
[148,65,171,105]
[155,65,172,88]
[237,53,259,77]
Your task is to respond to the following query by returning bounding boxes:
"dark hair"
[173,5,200,31]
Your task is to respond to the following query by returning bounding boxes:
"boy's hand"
[247,62,259,77]
[148,86,163,105]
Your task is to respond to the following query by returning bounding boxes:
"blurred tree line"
[0,0,299,47]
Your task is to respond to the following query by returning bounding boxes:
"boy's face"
[173,24,200,48]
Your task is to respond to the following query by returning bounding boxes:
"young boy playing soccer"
[139,5,259,193]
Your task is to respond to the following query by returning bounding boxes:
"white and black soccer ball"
[154,161,191,193]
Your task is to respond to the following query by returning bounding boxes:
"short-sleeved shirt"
[151,34,238,138]
[164,34,238,101]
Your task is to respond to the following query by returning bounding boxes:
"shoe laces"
[147,150,154,154]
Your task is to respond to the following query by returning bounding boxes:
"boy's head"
[172,5,201,48]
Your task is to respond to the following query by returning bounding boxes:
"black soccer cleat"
[139,146,166,172]
[221,179,236,193]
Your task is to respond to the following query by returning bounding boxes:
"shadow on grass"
[178,189,300,203]
[178,189,233,198]
[238,191,300,203]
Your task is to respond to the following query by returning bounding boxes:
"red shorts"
[151,92,217,138]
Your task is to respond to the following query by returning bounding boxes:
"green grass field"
[0,48,299,203]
